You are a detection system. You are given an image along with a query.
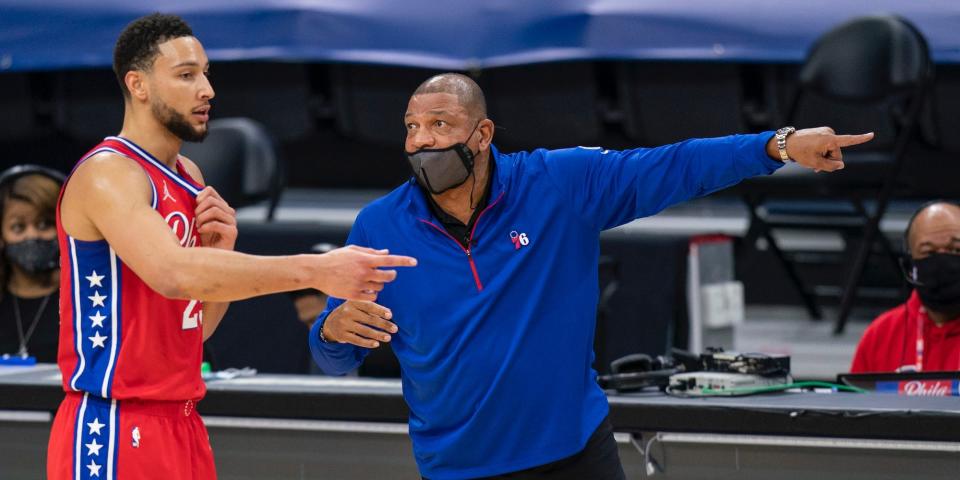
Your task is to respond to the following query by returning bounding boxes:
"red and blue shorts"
[47,392,216,479]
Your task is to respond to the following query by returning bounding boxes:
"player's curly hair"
[113,13,194,99]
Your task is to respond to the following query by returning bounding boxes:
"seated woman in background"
[0,165,65,362]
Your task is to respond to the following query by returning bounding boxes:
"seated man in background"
[851,201,960,373]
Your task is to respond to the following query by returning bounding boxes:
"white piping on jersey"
[150,174,158,209]
[106,399,117,480]
[100,248,120,398]
[107,136,201,196]
[73,393,88,480]
[80,147,123,163]
[81,146,159,209]
[68,237,86,391]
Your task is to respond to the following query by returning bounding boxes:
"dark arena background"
[1,2,959,479]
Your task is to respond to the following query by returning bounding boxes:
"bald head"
[412,73,487,121]
[906,201,960,257]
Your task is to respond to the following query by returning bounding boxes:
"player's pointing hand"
[313,245,417,301]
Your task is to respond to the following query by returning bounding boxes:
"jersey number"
[182,299,203,330]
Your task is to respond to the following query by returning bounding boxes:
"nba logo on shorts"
[132,426,141,448]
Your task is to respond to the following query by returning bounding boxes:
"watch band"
[776,126,796,162]
[319,322,331,343]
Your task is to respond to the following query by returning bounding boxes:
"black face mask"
[904,253,960,313]
[4,238,59,274]
[406,123,480,195]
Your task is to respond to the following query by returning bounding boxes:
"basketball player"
[46,13,415,479]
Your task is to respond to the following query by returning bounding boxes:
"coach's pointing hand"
[314,245,417,302]
[321,301,397,348]
[766,127,874,173]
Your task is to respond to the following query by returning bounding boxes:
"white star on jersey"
[89,311,106,329]
[89,332,108,349]
[89,291,107,308]
[85,271,104,288]
[87,459,102,477]
[85,438,103,456]
[87,417,105,436]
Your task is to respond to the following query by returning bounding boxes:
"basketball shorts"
[47,392,216,479]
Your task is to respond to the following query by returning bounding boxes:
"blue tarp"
[1,0,958,72]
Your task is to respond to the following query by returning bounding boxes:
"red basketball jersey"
[56,136,206,401]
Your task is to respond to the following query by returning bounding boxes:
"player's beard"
[151,98,208,142]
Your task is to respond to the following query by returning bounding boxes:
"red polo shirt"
[851,291,960,373]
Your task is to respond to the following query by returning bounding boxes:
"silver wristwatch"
[775,126,796,162]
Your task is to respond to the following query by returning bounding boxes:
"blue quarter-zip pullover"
[310,133,781,479]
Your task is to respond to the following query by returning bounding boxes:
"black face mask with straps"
[904,253,960,314]
[405,122,480,195]
[5,238,59,275]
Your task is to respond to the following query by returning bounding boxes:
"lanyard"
[915,309,925,371]
[13,294,51,357]
[913,308,960,371]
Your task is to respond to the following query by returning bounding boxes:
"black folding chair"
[737,15,933,332]
[180,117,285,219]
